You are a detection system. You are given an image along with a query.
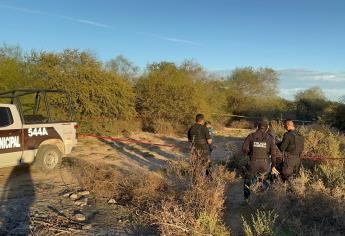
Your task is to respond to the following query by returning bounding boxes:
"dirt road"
[0,128,249,235]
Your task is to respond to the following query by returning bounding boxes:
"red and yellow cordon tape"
[79,134,345,162]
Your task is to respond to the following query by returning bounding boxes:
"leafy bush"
[295,86,329,120]
[29,50,137,119]
[0,45,30,90]
[299,125,341,158]
[229,120,255,129]
[242,210,278,236]
[247,166,345,235]
[323,102,345,131]
[225,67,287,117]
[195,212,230,236]
[314,163,345,190]
[77,117,142,135]
[136,62,209,131]
[145,119,179,136]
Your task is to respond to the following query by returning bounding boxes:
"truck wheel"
[33,145,62,172]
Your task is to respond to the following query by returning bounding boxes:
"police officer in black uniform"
[187,114,212,175]
[279,119,304,180]
[268,125,283,179]
[242,120,277,200]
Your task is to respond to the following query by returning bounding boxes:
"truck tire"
[33,145,62,172]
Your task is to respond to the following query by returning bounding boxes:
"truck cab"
[0,89,77,172]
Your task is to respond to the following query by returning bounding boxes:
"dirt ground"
[0,128,251,235]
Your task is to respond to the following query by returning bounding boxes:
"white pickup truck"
[0,89,77,172]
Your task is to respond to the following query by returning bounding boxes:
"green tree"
[323,96,345,131]
[225,67,281,117]
[106,55,139,81]
[0,45,28,90]
[28,49,136,119]
[136,62,209,130]
[295,86,328,120]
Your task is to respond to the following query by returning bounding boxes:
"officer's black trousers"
[282,156,301,180]
[244,159,270,199]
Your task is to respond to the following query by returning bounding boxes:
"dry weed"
[269,120,285,138]
[66,158,169,208]
[66,155,234,235]
[151,163,234,235]
[242,209,278,236]
[229,120,255,129]
[246,166,345,235]
[300,125,341,158]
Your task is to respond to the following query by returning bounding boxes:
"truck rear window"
[0,107,14,127]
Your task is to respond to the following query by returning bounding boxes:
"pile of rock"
[63,190,90,206]
[62,189,91,221]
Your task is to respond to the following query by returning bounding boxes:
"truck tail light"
[74,124,80,130]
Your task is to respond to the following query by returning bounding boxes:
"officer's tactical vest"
[251,134,269,161]
[292,132,304,157]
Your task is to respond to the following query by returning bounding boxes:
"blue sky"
[0,0,345,100]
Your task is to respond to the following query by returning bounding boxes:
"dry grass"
[314,162,345,190]
[269,123,343,159]
[229,120,255,129]
[150,161,235,235]
[66,158,169,209]
[269,120,285,138]
[300,125,342,158]
[65,156,235,235]
[245,165,345,235]
[238,124,345,235]
[150,119,178,136]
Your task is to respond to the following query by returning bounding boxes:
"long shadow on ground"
[0,164,35,235]
[98,138,173,170]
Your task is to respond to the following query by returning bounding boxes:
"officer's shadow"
[0,164,35,235]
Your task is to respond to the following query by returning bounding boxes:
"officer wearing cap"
[279,119,304,180]
[242,119,277,200]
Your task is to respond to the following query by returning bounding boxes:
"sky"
[0,0,344,101]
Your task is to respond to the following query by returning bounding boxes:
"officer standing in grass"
[242,119,277,200]
[188,114,212,175]
[268,124,284,179]
[279,119,304,180]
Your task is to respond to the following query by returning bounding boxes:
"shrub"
[242,210,278,236]
[299,125,341,158]
[195,212,230,236]
[246,166,345,235]
[314,163,345,190]
[67,158,168,206]
[66,155,234,235]
[229,120,255,129]
[269,120,285,139]
[136,62,209,130]
[151,164,234,235]
[142,118,185,135]
[295,86,328,120]
[78,117,142,135]
[29,49,137,119]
